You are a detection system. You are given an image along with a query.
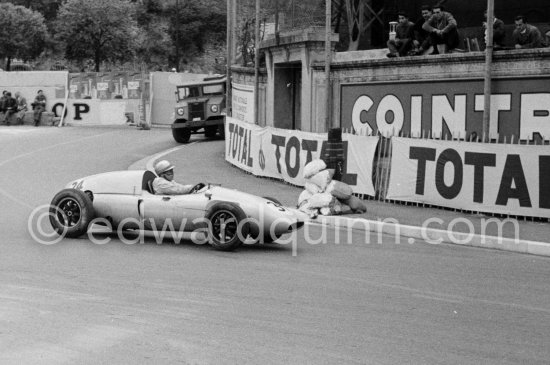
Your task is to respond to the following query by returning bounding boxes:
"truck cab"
[172,74,226,143]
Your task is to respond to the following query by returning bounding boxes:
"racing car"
[49,170,306,251]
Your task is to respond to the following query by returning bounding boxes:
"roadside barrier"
[342,128,550,221]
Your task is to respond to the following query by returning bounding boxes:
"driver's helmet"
[154,160,174,176]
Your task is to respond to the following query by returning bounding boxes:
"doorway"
[274,62,301,130]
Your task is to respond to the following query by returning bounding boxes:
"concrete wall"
[0,71,68,111]
[313,48,550,138]
[229,38,550,137]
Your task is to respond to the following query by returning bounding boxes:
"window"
[203,84,224,95]
[177,87,188,100]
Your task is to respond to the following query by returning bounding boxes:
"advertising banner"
[68,74,82,99]
[96,73,110,99]
[225,117,378,196]
[51,99,126,125]
[386,137,550,218]
[67,72,149,100]
[127,72,144,99]
[231,83,255,124]
[340,77,550,140]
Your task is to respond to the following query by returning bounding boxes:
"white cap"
[154,160,174,175]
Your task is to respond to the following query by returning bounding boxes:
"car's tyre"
[49,189,95,238]
[205,202,249,251]
[172,127,191,143]
[205,126,217,139]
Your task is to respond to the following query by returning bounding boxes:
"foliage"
[343,0,368,51]
[55,0,139,72]
[1,0,62,22]
[0,0,228,73]
[134,0,173,70]
[0,2,48,70]
[167,0,226,70]
[237,17,257,67]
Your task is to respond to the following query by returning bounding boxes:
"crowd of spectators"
[0,90,46,126]
[387,4,549,58]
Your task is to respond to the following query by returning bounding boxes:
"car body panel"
[66,170,145,195]
[62,170,306,237]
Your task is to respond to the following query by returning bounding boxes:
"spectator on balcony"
[422,5,459,54]
[387,12,415,57]
[411,5,433,55]
[513,15,544,49]
[483,10,506,49]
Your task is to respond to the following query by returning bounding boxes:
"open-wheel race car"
[49,170,306,251]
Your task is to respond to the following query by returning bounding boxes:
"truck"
[171,74,226,143]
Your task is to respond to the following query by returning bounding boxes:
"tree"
[4,0,62,22]
[168,0,226,70]
[55,0,138,72]
[344,0,368,51]
[134,0,173,70]
[0,2,48,70]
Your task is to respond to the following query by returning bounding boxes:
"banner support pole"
[482,0,494,142]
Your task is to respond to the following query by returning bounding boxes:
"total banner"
[225,117,378,196]
[386,137,550,218]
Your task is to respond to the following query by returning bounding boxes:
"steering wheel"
[190,182,206,193]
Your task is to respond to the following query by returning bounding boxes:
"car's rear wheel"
[205,202,249,251]
[49,189,95,238]
[172,126,191,143]
[205,126,217,139]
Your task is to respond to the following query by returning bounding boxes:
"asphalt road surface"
[0,126,549,365]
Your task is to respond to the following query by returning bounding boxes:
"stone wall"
[232,38,550,135]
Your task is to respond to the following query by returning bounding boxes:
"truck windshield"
[203,84,224,95]
[177,86,201,100]
[177,87,188,100]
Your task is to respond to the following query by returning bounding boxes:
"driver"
[153,160,199,195]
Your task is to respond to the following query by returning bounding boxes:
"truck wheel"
[217,124,225,139]
[49,189,95,238]
[205,126,217,139]
[172,127,191,143]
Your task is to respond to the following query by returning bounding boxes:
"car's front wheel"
[49,189,95,238]
[205,202,249,251]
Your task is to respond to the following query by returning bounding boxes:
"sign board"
[231,83,255,124]
[340,77,550,140]
[225,117,378,196]
[51,99,126,125]
[386,137,550,218]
